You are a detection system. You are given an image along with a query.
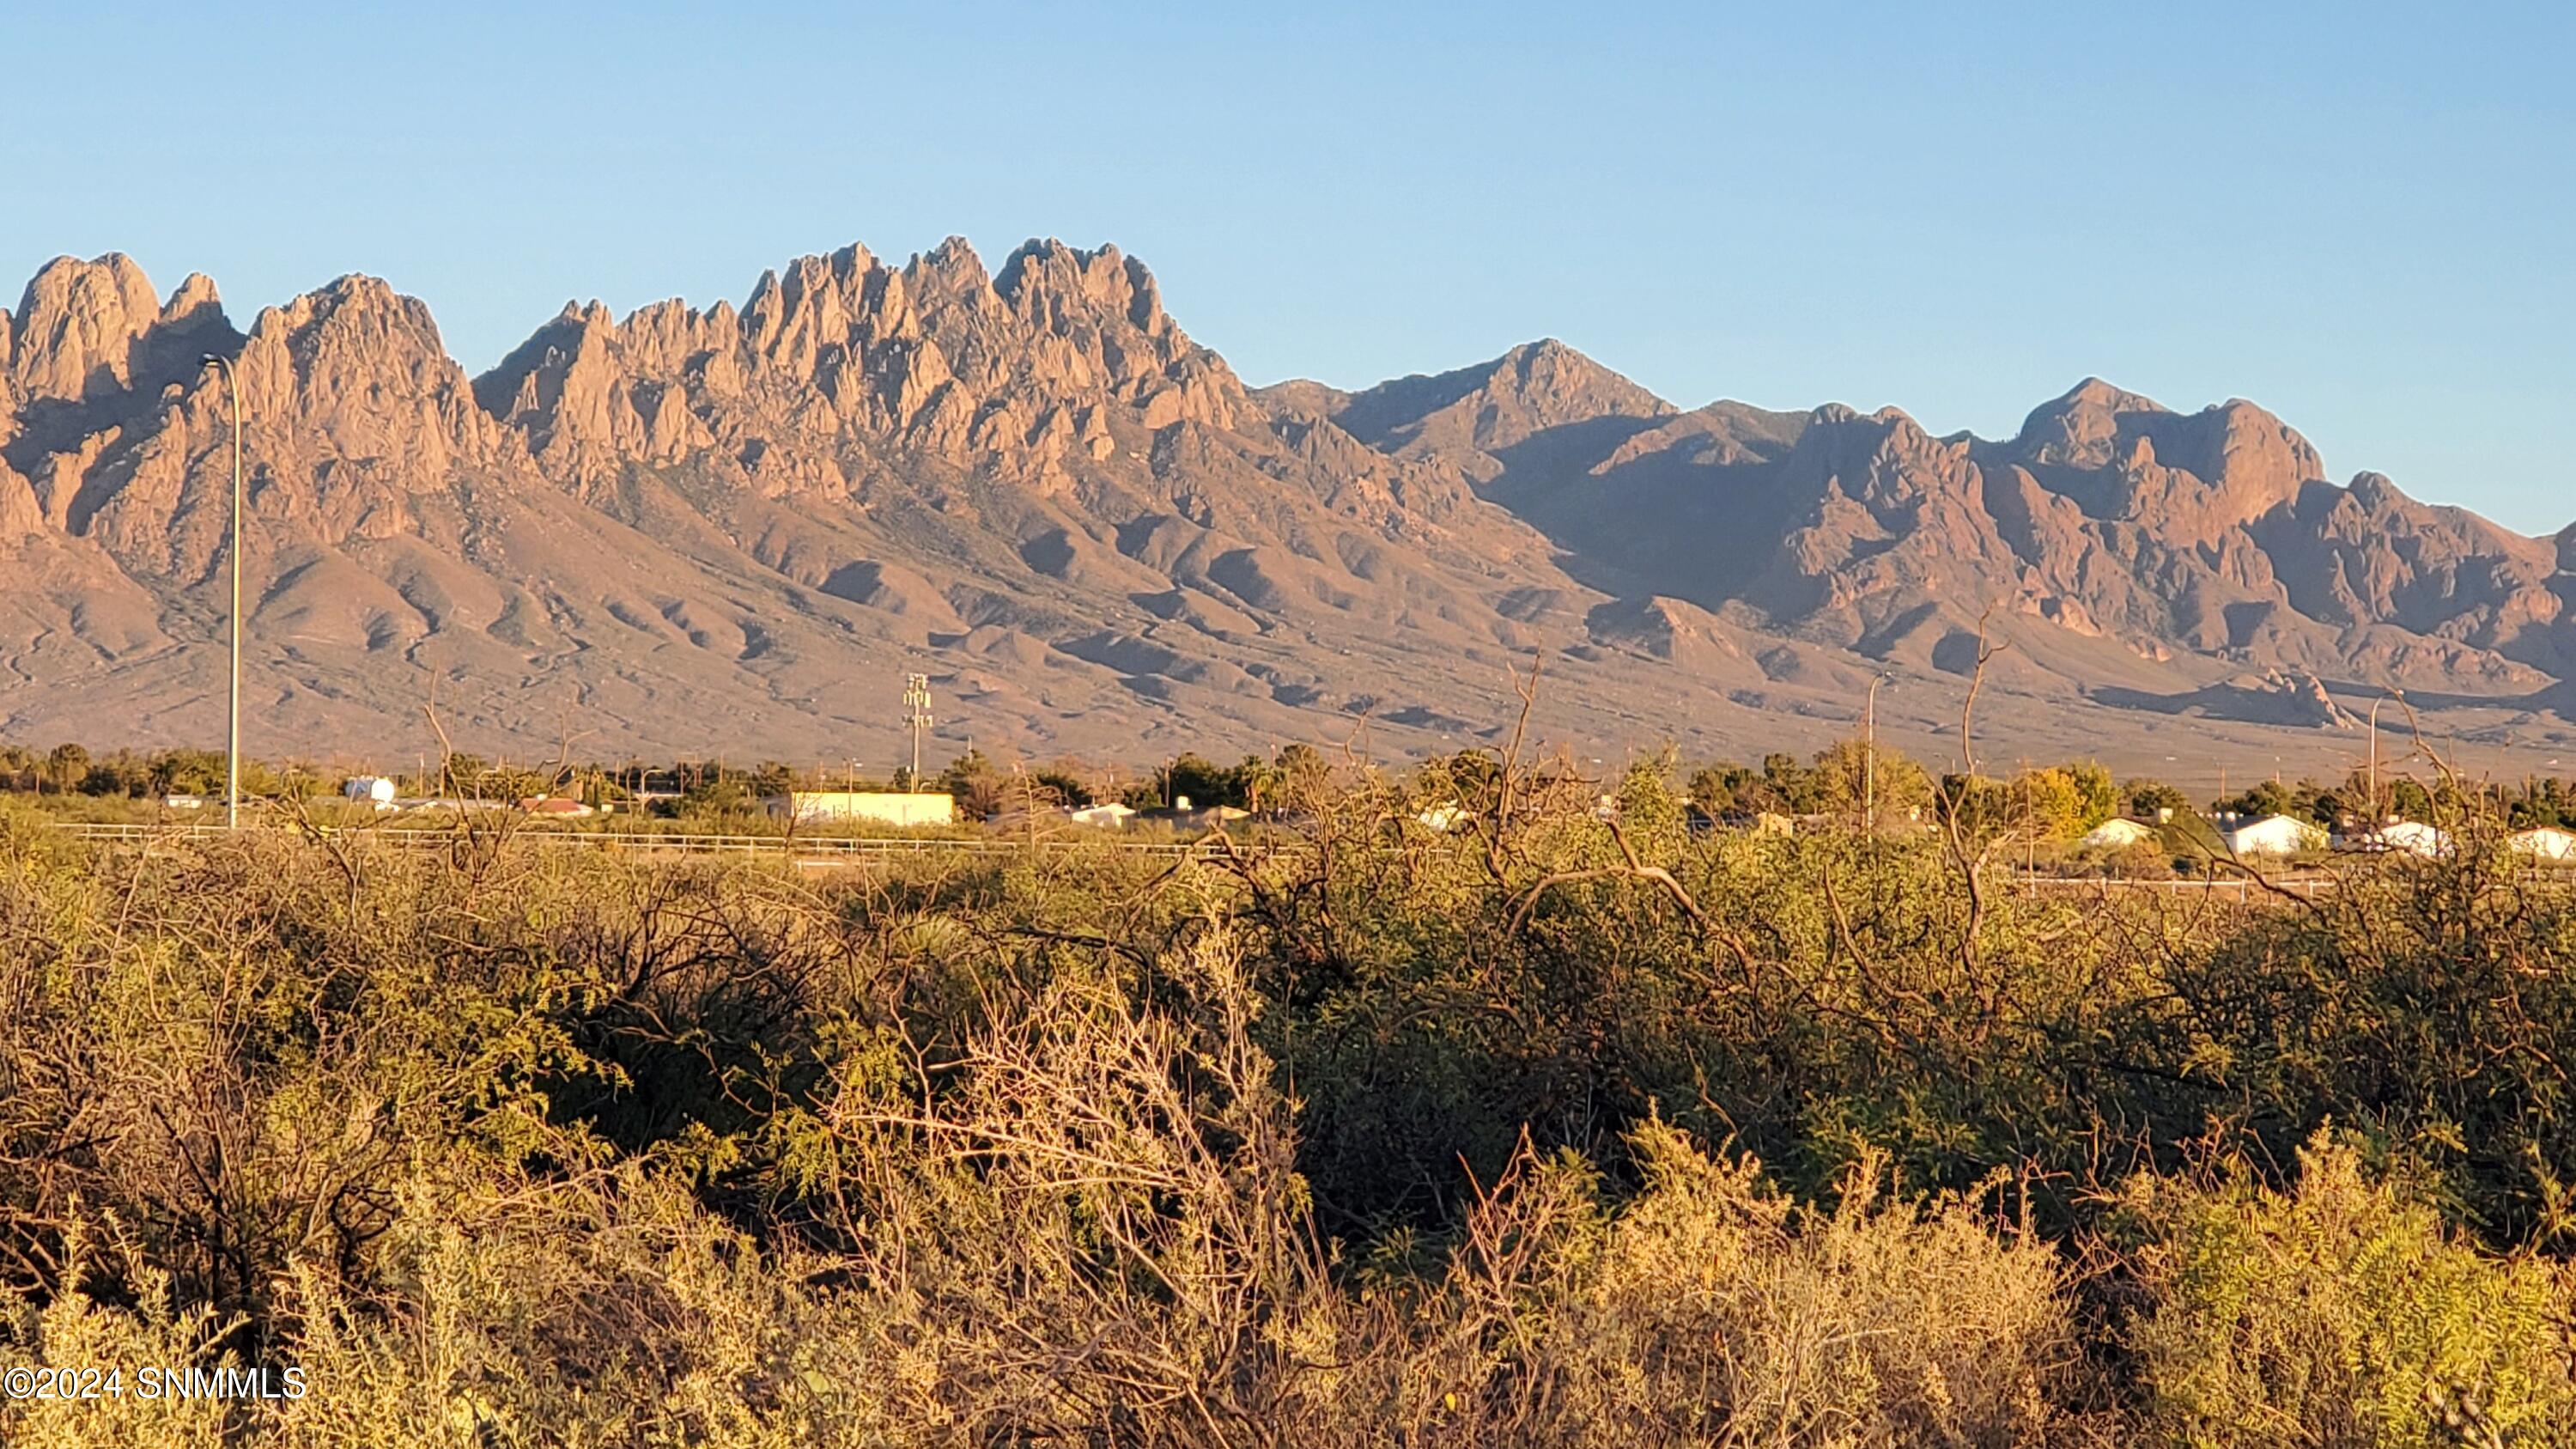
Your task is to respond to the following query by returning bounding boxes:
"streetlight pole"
[201,354,243,830]
[1863,673,1888,832]
[2368,689,2402,824]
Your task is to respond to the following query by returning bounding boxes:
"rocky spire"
[8,254,232,406]
[228,274,503,477]
[473,235,1248,495]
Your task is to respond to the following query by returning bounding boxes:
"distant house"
[1716,811,1798,837]
[1139,801,1251,831]
[2224,813,2326,857]
[1415,803,1472,833]
[2339,819,2451,858]
[343,776,398,809]
[518,795,595,819]
[2511,826,2576,861]
[1068,801,1139,831]
[2080,818,2159,850]
[767,790,957,827]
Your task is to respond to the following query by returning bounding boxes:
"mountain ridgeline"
[3,240,2571,771]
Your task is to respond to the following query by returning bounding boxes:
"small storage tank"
[343,776,398,806]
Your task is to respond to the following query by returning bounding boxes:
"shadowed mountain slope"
[1344,362,2572,695]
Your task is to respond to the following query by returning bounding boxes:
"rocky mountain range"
[4,240,2572,782]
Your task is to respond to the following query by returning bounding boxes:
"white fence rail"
[40,820,1212,859]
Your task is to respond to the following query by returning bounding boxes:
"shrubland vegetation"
[3,723,2574,1444]
[16,726,2574,847]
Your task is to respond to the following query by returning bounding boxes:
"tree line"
[13,733,2576,840]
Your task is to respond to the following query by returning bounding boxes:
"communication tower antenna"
[902,673,935,782]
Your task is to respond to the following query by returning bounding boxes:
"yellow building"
[766,791,957,827]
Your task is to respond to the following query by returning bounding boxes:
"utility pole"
[200,354,244,830]
[902,673,934,785]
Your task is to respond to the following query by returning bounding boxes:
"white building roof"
[2341,819,2451,857]
[2081,818,2158,849]
[2224,814,2324,855]
[2510,826,2576,860]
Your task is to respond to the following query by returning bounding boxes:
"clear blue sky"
[8,2,2570,532]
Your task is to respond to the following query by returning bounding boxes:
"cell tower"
[902,673,934,783]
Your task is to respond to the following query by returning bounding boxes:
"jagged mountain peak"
[1249,378,1352,421]
[165,272,223,327]
[1990,381,2324,540]
[996,239,1169,335]
[9,253,232,405]
[17,252,159,326]
[903,235,993,297]
[1807,400,1935,434]
[2012,376,2170,470]
[2050,374,2168,413]
[1327,337,1672,456]
[212,272,504,489]
[2345,469,2403,507]
[243,274,459,381]
[266,271,428,327]
[1491,337,1658,393]
[468,234,1250,494]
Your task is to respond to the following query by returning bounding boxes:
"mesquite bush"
[0,761,2570,1446]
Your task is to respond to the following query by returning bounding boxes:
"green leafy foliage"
[2123,1132,2576,1447]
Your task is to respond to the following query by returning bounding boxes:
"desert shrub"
[2162,832,2576,1246]
[1255,771,2204,1234]
[2123,1132,2576,1448]
[0,832,605,1342]
[1,770,2573,1443]
[1394,1123,2105,1445]
[0,1227,232,1449]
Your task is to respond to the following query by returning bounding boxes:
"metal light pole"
[201,354,243,830]
[1863,673,1888,831]
[2367,691,2400,822]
